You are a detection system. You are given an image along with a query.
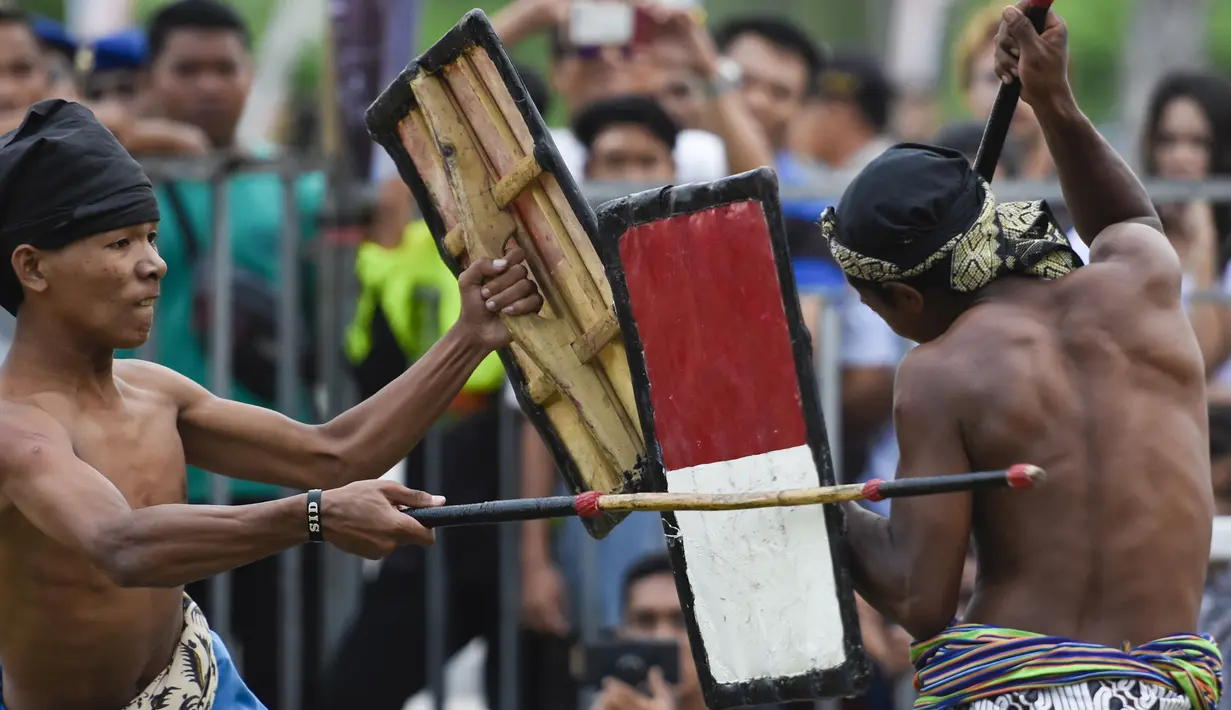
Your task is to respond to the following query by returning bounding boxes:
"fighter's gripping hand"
[319,479,442,558]
[993,1,1071,109]
[457,247,545,350]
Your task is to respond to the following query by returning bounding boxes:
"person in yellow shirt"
[322,216,569,709]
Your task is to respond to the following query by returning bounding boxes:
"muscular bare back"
[924,226,1212,647]
[0,361,188,709]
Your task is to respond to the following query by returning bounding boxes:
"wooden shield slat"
[365,9,646,538]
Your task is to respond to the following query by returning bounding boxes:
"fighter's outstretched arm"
[164,251,542,491]
[840,348,973,640]
[0,405,307,587]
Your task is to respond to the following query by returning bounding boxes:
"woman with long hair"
[1141,70,1231,376]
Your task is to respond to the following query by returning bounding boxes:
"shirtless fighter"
[823,4,1221,710]
[0,99,543,710]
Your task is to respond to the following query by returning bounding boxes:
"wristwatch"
[705,57,743,98]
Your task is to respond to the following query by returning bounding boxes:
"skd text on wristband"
[306,489,324,543]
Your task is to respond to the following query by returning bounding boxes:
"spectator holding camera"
[791,52,895,178]
[590,554,705,710]
[491,0,772,184]
[711,14,826,185]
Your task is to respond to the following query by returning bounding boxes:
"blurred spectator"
[954,1,1054,182]
[0,9,53,125]
[574,94,679,183]
[82,28,146,108]
[493,0,643,118]
[518,59,554,121]
[491,0,773,184]
[712,14,825,184]
[142,0,250,150]
[644,28,706,131]
[28,14,79,102]
[111,1,326,706]
[589,554,705,710]
[0,9,54,357]
[1134,71,1231,382]
[319,216,571,710]
[793,52,895,177]
[931,119,1022,180]
[850,596,913,710]
[637,4,774,179]
[0,9,207,155]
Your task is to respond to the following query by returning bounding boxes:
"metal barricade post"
[207,166,235,656]
[317,175,368,667]
[498,392,522,710]
[277,169,304,710]
[417,286,448,710]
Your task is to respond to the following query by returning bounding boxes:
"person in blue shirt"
[711,16,826,186]
[114,2,326,706]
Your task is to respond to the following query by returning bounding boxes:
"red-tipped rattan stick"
[973,0,1054,182]
[402,464,1045,528]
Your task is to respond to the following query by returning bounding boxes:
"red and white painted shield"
[595,169,871,708]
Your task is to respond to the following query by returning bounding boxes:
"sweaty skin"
[842,3,1212,646]
[0,221,542,708]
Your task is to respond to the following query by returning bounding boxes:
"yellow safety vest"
[345,220,505,393]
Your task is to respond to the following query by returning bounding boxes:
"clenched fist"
[318,479,443,559]
[993,1,1072,109]
[457,247,544,351]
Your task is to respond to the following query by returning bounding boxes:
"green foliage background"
[16,0,1231,128]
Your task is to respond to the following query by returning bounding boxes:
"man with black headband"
[0,100,543,709]
[824,4,1220,710]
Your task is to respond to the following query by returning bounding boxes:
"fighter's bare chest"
[67,402,188,508]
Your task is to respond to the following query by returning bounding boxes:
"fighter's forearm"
[321,326,490,485]
[92,496,307,588]
[840,502,908,617]
[1033,90,1161,241]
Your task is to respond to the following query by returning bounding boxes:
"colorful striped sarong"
[909,624,1223,710]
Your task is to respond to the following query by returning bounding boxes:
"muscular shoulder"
[897,320,1026,419]
[1084,220,1182,306]
[0,402,73,476]
[113,359,211,409]
[894,345,970,418]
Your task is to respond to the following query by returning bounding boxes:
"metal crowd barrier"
[580,176,1231,208]
[136,154,345,710]
[130,155,1231,710]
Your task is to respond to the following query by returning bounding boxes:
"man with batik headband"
[822,3,1222,710]
[821,142,1080,315]
[0,99,542,709]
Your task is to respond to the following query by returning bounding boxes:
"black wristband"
[306,489,324,543]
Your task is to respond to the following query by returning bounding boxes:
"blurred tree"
[939,0,1128,126]
[1206,0,1231,72]
[15,0,65,20]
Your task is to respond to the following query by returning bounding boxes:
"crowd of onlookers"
[6,0,1231,709]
